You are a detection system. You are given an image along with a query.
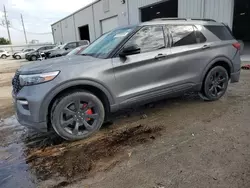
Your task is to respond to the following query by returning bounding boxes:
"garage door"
[101,16,118,34]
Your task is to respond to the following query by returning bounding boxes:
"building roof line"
[51,0,100,26]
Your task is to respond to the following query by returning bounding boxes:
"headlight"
[19,71,60,86]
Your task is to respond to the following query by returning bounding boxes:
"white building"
[51,0,250,44]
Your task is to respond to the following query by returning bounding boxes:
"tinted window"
[38,47,46,51]
[205,25,234,40]
[45,46,54,50]
[124,26,165,53]
[169,25,197,47]
[66,42,77,49]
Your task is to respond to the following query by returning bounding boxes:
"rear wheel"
[51,91,105,141]
[1,54,7,59]
[202,66,229,101]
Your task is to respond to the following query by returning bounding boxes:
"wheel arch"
[39,80,115,130]
[201,56,233,84]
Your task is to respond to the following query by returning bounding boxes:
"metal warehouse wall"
[51,0,234,44]
[178,0,203,18]
[129,0,234,27]
[60,16,76,42]
[204,0,234,28]
[176,0,234,28]
[93,0,128,37]
[74,6,95,42]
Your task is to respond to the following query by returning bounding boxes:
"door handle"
[202,45,211,50]
[154,54,167,59]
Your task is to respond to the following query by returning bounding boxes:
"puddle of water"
[0,114,163,188]
[0,116,37,188]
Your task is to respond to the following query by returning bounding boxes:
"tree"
[0,37,11,45]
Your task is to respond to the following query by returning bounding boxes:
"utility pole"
[3,5,12,45]
[20,14,28,44]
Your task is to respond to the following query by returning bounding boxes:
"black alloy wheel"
[51,91,105,141]
[202,66,229,101]
[31,55,37,61]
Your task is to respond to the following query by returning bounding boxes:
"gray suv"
[12,18,241,141]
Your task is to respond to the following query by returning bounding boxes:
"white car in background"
[0,49,10,59]
[14,48,35,59]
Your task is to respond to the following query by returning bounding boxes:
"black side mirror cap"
[119,44,141,57]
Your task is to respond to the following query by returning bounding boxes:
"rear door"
[166,24,210,87]
[112,25,172,104]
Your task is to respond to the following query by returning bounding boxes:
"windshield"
[81,26,136,58]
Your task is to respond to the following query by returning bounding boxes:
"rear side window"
[168,25,197,47]
[205,26,234,40]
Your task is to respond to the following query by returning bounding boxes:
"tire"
[202,66,229,101]
[1,54,7,59]
[51,91,105,141]
[15,55,21,59]
[31,55,37,61]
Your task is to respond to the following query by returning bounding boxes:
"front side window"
[124,26,165,53]
[38,47,46,52]
[168,25,197,47]
[81,26,136,58]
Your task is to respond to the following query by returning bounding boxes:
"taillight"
[232,42,241,50]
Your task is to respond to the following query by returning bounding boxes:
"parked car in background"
[14,49,35,59]
[25,45,55,61]
[12,49,24,58]
[46,40,89,58]
[66,45,89,56]
[12,19,241,141]
[0,49,10,59]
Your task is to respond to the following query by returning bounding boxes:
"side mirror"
[65,47,69,50]
[119,44,141,57]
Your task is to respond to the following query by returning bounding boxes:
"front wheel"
[202,66,229,101]
[1,54,7,59]
[31,55,37,61]
[51,91,105,141]
[15,55,21,59]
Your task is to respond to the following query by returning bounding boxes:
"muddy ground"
[0,59,250,188]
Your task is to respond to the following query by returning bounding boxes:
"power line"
[0,24,52,35]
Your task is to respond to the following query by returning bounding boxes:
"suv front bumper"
[12,91,48,132]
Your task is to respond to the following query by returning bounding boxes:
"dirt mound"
[26,124,162,183]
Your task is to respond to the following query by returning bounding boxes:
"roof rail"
[151,18,187,21]
[151,18,217,22]
[190,18,217,22]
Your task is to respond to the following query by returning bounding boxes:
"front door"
[112,25,172,104]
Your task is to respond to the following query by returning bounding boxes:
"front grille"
[12,71,23,95]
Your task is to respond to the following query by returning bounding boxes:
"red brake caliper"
[82,103,93,121]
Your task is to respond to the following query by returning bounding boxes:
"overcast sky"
[0,0,94,44]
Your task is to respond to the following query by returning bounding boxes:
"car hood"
[19,55,99,74]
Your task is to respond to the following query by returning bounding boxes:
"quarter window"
[204,25,234,40]
[124,26,165,53]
